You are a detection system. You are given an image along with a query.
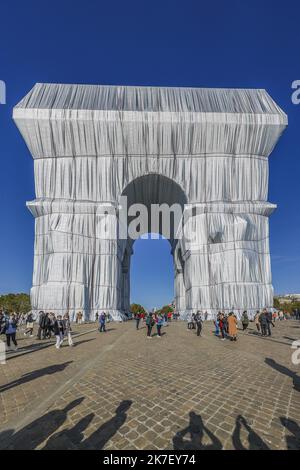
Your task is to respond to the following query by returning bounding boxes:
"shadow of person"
[280,417,300,449]
[0,361,73,393]
[72,338,95,347]
[80,400,133,450]
[265,358,300,392]
[173,411,222,450]
[0,430,14,445]
[0,397,84,449]
[232,415,269,450]
[283,336,297,342]
[248,330,261,336]
[42,413,95,449]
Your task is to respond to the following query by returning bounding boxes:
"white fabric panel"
[13,84,287,320]
[33,155,269,203]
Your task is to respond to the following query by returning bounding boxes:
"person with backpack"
[241,311,249,331]
[2,313,18,350]
[146,313,155,338]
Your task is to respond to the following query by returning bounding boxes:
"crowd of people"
[133,306,300,342]
[133,310,182,338]
[0,310,74,350]
[0,305,299,350]
[0,308,112,351]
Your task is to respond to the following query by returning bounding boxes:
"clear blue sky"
[0,0,299,309]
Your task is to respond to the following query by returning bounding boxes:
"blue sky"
[0,0,299,309]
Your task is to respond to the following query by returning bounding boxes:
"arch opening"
[119,174,188,317]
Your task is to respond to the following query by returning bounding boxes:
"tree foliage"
[0,293,31,313]
[130,303,146,315]
[157,304,174,315]
[273,297,300,313]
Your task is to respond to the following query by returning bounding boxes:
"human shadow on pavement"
[265,358,300,392]
[247,330,262,336]
[80,400,133,449]
[0,397,84,449]
[232,415,269,450]
[67,338,96,347]
[42,399,133,449]
[6,338,96,360]
[0,361,73,393]
[42,413,95,449]
[173,411,223,450]
[280,417,300,449]
[283,336,297,342]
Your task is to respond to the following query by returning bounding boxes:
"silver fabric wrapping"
[13,84,287,320]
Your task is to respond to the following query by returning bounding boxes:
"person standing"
[77,311,83,325]
[195,311,203,337]
[223,313,229,334]
[0,310,4,332]
[241,311,249,331]
[279,310,284,321]
[214,314,220,336]
[146,313,154,339]
[53,315,65,349]
[259,310,268,336]
[44,312,52,339]
[36,310,45,340]
[99,312,106,332]
[188,313,196,330]
[2,313,18,350]
[254,310,261,333]
[24,311,34,337]
[218,313,226,340]
[135,312,141,330]
[228,312,238,341]
[266,310,274,336]
[156,314,163,337]
[63,313,74,346]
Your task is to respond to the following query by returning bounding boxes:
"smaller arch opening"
[130,233,174,311]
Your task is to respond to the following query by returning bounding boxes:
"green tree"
[130,303,146,315]
[158,304,174,315]
[0,293,31,313]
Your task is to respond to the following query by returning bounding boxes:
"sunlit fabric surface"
[13,84,287,320]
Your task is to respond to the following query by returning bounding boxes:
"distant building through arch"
[13,84,287,320]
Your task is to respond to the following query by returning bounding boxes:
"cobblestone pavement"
[0,319,299,450]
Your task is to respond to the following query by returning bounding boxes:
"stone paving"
[0,319,299,450]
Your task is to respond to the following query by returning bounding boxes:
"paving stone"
[0,320,299,450]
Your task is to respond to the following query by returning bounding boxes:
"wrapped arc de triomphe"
[13,84,287,321]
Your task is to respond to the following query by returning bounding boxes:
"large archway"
[13,83,287,321]
[119,174,188,316]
